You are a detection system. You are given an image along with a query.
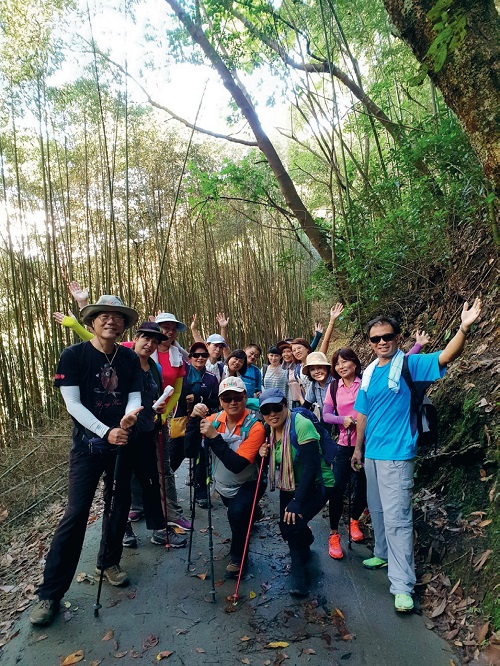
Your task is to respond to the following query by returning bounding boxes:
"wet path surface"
[1,461,458,665]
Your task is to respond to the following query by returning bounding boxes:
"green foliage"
[425,0,467,74]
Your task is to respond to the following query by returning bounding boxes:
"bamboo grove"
[0,81,319,441]
[0,0,493,443]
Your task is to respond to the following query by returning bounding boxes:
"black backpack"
[400,356,438,452]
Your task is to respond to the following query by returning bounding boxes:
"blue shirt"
[241,364,262,397]
[354,351,445,460]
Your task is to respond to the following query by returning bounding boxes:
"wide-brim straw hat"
[303,351,331,376]
[80,295,139,330]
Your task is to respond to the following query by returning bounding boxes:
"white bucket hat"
[155,312,187,332]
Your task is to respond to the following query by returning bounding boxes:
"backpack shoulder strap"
[211,410,224,431]
[289,410,299,452]
[328,378,339,414]
[240,412,258,440]
[400,356,423,436]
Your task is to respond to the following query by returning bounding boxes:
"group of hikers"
[29,281,482,626]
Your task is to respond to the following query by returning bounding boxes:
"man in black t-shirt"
[30,296,142,627]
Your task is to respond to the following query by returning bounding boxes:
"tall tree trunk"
[383,0,500,191]
[164,0,333,268]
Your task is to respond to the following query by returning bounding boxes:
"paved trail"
[1,461,458,665]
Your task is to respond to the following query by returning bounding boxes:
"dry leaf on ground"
[156,651,173,660]
[61,650,84,665]
[102,629,114,641]
[142,635,159,650]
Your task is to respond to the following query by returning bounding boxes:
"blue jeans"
[365,458,416,595]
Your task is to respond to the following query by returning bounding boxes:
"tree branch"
[90,45,259,147]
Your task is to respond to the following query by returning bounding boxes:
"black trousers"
[220,479,266,563]
[128,430,164,530]
[38,443,132,601]
[279,486,325,551]
[329,445,367,530]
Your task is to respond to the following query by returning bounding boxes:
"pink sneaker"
[128,510,143,522]
[167,516,191,531]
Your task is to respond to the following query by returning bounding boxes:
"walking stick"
[232,454,266,603]
[347,427,353,550]
[94,446,123,617]
[157,422,171,549]
[205,444,216,603]
[186,454,197,571]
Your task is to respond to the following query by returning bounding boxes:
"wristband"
[103,428,112,441]
[459,325,470,337]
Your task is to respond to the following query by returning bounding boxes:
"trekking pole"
[94,446,123,617]
[205,444,216,603]
[232,454,266,603]
[157,422,171,549]
[186,454,197,571]
[347,427,352,550]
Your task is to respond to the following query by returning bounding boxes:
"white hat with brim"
[303,351,331,376]
[80,296,139,330]
[218,376,246,396]
[206,334,227,346]
[155,312,187,332]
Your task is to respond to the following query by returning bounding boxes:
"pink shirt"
[323,376,361,447]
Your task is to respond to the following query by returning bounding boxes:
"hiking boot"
[29,599,58,626]
[225,560,245,579]
[349,519,364,542]
[395,593,414,612]
[94,565,129,586]
[362,556,388,570]
[122,522,137,548]
[196,498,208,509]
[151,528,187,548]
[128,509,143,522]
[167,516,191,531]
[328,533,343,559]
[253,505,264,523]
[289,568,309,597]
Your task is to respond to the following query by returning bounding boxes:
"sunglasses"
[369,333,397,344]
[191,352,209,358]
[220,392,245,403]
[260,403,285,416]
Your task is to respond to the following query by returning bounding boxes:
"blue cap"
[259,388,286,407]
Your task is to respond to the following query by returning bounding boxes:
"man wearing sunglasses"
[351,299,482,613]
[185,376,266,578]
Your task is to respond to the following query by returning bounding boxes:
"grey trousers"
[365,458,416,595]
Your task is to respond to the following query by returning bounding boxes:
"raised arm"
[190,313,204,344]
[438,299,482,368]
[320,303,344,354]
[216,312,231,359]
[54,312,94,341]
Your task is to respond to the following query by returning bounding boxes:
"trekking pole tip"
[93,604,101,617]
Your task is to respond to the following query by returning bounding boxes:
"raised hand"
[191,314,198,331]
[415,330,430,346]
[330,302,344,321]
[460,298,482,331]
[69,281,89,310]
[314,322,324,335]
[216,312,229,328]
